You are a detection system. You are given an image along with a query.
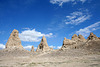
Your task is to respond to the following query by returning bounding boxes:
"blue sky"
[0,0,100,50]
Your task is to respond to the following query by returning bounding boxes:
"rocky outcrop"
[36,36,50,52]
[84,40,100,52]
[78,35,86,41]
[31,46,34,52]
[71,34,79,41]
[63,37,76,46]
[87,32,99,40]
[61,37,76,49]
[98,37,100,39]
[61,32,100,50]
[83,32,100,51]
[71,34,86,42]
[5,29,23,48]
[61,34,86,50]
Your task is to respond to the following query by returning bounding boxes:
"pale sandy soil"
[0,49,100,67]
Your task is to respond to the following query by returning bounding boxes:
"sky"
[0,0,100,50]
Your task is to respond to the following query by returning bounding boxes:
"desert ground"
[0,48,100,67]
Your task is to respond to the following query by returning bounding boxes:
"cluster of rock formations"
[4,29,100,53]
[61,32,100,50]
[5,29,52,52]
[71,34,86,41]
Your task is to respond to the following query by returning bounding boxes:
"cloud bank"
[19,29,53,42]
[0,44,61,50]
[23,45,37,50]
[49,45,56,48]
[0,44,5,49]
[76,21,100,37]
[23,45,61,50]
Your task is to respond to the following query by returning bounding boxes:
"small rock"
[31,46,35,52]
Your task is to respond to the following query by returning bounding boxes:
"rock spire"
[5,29,23,48]
[36,36,50,52]
[31,46,35,52]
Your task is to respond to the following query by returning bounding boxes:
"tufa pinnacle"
[5,29,23,48]
[36,36,50,52]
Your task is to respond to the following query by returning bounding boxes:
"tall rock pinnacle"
[31,46,35,52]
[5,29,23,48]
[36,36,50,52]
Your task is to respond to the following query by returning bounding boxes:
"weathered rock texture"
[83,40,100,52]
[78,35,86,41]
[36,36,50,52]
[71,34,79,41]
[61,37,76,49]
[87,32,99,40]
[5,29,23,48]
[31,46,34,52]
[61,32,100,50]
[71,34,86,41]
[61,34,87,50]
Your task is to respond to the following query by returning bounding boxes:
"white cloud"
[50,0,86,6]
[19,29,53,42]
[65,11,91,25]
[49,45,56,48]
[50,45,62,49]
[23,45,37,50]
[76,21,100,37]
[0,44,5,49]
[23,45,62,50]
[57,46,62,49]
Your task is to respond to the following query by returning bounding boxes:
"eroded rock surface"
[78,35,86,41]
[71,34,79,41]
[36,36,50,52]
[31,46,35,52]
[61,32,100,50]
[5,29,23,48]
[87,32,99,40]
[61,37,76,49]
